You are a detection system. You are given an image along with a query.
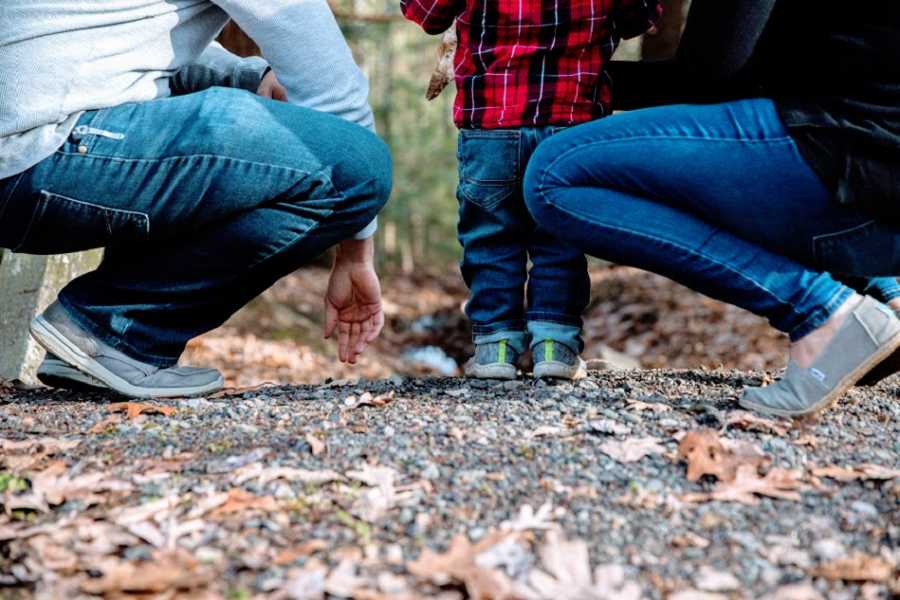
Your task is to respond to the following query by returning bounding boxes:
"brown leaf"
[684,465,803,505]
[344,391,396,410]
[408,531,519,599]
[519,530,643,600]
[305,432,326,456]
[599,436,665,463]
[89,414,123,434]
[209,489,279,516]
[723,410,790,436]
[108,401,176,419]
[811,464,900,482]
[274,540,329,566]
[813,552,895,583]
[677,429,766,483]
[80,550,214,595]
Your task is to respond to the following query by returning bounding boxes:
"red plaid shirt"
[401,0,662,129]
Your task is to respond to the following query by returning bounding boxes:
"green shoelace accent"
[498,340,507,363]
[544,339,553,363]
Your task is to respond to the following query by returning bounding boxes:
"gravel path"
[1,370,898,599]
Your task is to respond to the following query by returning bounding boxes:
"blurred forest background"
[192,0,791,387]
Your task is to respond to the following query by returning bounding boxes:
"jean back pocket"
[457,130,520,210]
[14,190,150,255]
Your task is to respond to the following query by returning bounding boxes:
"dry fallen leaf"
[811,464,900,482]
[683,465,803,505]
[274,540,329,566]
[677,429,767,483]
[517,530,643,600]
[723,410,790,436]
[344,391,396,410]
[209,489,279,517]
[500,503,557,532]
[599,436,666,463]
[108,401,176,419]
[626,399,671,413]
[305,432,326,456]
[80,550,214,595]
[426,27,457,100]
[408,531,519,599]
[234,463,344,486]
[813,552,895,583]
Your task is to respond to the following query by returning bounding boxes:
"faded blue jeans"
[457,127,590,354]
[0,87,391,366]
[524,99,900,342]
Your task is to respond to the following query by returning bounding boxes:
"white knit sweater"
[0,0,378,237]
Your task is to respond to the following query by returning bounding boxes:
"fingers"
[324,302,338,340]
[348,322,362,364]
[366,309,385,343]
[338,322,351,363]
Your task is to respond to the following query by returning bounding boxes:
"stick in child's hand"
[426,26,457,101]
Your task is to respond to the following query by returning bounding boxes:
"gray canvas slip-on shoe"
[856,307,900,386]
[740,296,900,417]
[30,302,224,399]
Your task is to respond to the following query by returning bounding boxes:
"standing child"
[401,0,662,380]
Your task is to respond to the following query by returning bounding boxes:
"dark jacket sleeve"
[608,0,779,110]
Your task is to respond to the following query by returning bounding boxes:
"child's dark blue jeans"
[456,126,590,355]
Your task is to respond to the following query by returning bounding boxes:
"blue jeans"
[0,87,391,366]
[457,127,590,354]
[524,98,900,342]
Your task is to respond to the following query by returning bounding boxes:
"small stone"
[850,501,878,519]
[812,538,846,561]
[422,463,441,480]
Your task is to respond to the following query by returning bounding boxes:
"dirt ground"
[1,370,898,599]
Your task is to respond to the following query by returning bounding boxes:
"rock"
[694,565,741,592]
[812,538,846,561]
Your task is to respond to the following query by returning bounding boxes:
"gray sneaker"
[464,340,519,380]
[30,302,224,399]
[740,297,900,417]
[37,353,107,392]
[532,339,586,380]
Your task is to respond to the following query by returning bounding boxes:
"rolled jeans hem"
[786,286,854,342]
[57,296,179,368]
[474,329,528,355]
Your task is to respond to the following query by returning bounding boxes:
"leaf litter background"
[2,267,899,599]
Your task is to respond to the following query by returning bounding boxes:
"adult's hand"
[324,237,385,364]
[257,70,288,101]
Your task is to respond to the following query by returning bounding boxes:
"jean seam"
[536,189,811,332]
[53,150,321,178]
[539,136,795,188]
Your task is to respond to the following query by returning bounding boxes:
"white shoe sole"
[739,328,900,417]
[30,315,224,399]
[464,362,518,380]
[533,358,587,381]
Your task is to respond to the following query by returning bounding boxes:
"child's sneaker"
[464,340,519,380]
[532,340,586,380]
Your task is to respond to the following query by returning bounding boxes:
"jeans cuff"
[56,296,180,368]
[787,286,854,342]
[473,330,528,355]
